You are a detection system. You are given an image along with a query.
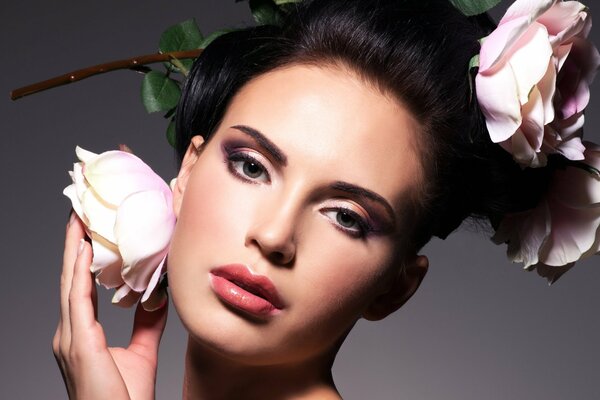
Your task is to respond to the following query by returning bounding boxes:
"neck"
[182,336,342,400]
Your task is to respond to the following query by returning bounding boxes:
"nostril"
[268,250,293,266]
[271,251,285,262]
[245,228,296,265]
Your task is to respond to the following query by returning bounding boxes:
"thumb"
[128,296,168,360]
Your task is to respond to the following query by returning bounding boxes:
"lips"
[209,264,285,318]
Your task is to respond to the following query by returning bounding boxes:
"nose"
[245,194,298,266]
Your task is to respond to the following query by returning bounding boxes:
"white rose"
[63,146,176,311]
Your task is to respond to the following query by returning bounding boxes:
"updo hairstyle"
[175,0,552,256]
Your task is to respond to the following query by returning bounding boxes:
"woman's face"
[168,64,426,366]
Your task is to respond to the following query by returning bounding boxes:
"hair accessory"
[63,146,177,311]
[474,0,600,169]
[471,0,600,282]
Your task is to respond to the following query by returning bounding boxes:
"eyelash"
[322,206,372,239]
[225,150,271,184]
[224,147,372,239]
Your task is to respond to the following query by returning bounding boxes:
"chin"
[177,299,350,368]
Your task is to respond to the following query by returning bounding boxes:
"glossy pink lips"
[209,264,284,318]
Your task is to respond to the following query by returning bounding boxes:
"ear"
[172,135,205,218]
[362,254,429,321]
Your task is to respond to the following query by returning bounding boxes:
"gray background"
[2,1,599,399]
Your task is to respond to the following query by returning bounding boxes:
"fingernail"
[78,238,85,255]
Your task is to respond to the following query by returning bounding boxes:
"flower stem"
[169,57,189,77]
[9,49,202,100]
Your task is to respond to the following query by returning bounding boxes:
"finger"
[52,322,61,357]
[128,298,168,360]
[59,213,86,349]
[68,239,99,336]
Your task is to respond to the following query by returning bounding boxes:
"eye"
[322,207,371,238]
[227,152,271,183]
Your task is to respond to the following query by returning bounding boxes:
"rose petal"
[553,43,572,71]
[89,232,122,273]
[477,24,553,143]
[554,112,584,140]
[84,150,171,207]
[492,201,551,268]
[480,16,530,72]
[508,24,554,106]
[112,284,142,308]
[509,129,545,168]
[558,57,584,119]
[537,1,587,40]
[500,0,555,25]
[114,190,175,291]
[141,256,167,303]
[75,146,98,164]
[581,225,600,258]
[476,66,521,143]
[537,61,556,125]
[63,184,86,225]
[141,257,168,312]
[71,162,88,201]
[558,37,600,119]
[95,263,125,289]
[482,0,555,69]
[80,187,117,243]
[539,199,600,265]
[520,85,545,150]
[553,134,586,161]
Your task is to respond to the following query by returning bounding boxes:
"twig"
[10,49,202,100]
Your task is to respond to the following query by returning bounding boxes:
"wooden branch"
[10,49,203,100]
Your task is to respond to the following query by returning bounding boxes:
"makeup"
[209,264,285,319]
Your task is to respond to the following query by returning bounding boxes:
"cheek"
[167,153,256,312]
[285,234,394,351]
[174,154,254,259]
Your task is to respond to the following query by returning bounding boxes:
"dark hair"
[175,0,551,255]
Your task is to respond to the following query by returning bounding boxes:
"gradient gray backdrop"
[2,1,599,399]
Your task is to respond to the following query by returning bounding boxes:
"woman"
[52,0,600,398]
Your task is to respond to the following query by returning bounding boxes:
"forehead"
[218,64,422,208]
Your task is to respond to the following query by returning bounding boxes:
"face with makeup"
[167,63,429,366]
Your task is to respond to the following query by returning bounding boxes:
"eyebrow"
[230,124,288,166]
[330,181,396,227]
[230,124,396,228]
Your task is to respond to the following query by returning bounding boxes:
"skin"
[54,64,429,399]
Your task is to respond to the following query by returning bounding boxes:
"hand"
[52,212,168,400]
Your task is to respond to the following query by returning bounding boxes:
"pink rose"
[63,146,176,311]
[492,141,600,282]
[476,0,600,168]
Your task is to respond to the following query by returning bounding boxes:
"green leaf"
[159,19,203,53]
[249,0,283,26]
[166,118,177,148]
[199,28,237,49]
[469,54,480,70]
[449,0,501,16]
[159,19,204,72]
[141,71,181,113]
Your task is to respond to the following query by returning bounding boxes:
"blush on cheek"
[179,155,260,253]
